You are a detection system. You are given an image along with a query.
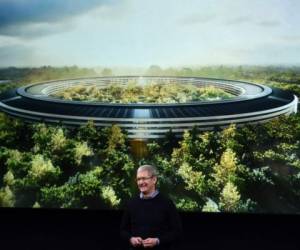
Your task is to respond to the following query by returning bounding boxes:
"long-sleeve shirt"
[120,193,182,249]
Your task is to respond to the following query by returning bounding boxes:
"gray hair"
[137,165,158,177]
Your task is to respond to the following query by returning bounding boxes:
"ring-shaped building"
[0,76,298,139]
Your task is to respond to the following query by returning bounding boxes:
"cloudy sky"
[0,0,299,67]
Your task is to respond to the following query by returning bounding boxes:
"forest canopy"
[52,82,234,104]
[1,65,300,213]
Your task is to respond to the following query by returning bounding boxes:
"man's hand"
[130,237,143,247]
[142,238,159,248]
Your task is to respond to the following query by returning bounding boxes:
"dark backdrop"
[0,208,298,250]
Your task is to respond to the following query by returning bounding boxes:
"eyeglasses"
[136,176,153,182]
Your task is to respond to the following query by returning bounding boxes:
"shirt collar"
[140,190,159,199]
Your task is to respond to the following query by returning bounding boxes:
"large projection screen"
[0,1,300,214]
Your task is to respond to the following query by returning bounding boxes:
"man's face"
[136,170,157,195]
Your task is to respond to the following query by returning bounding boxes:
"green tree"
[107,125,126,152]
[175,198,199,211]
[147,65,163,76]
[202,198,220,212]
[72,141,93,165]
[28,154,61,184]
[6,149,32,178]
[0,113,33,149]
[40,167,120,209]
[101,186,120,207]
[76,120,106,150]
[213,148,239,188]
[101,68,113,76]
[177,162,206,196]
[11,154,61,207]
[219,182,241,212]
[0,186,15,207]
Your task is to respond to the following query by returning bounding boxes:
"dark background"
[0,208,299,250]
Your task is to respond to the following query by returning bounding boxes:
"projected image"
[0,0,300,213]
[51,79,234,103]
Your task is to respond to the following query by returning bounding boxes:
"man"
[120,165,182,250]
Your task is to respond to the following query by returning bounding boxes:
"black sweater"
[120,193,182,249]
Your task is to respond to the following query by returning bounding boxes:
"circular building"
[0,76,298,139]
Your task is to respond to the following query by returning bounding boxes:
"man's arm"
[159,200,183,246]
[120,207,143,247]
[120,208,132,242]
